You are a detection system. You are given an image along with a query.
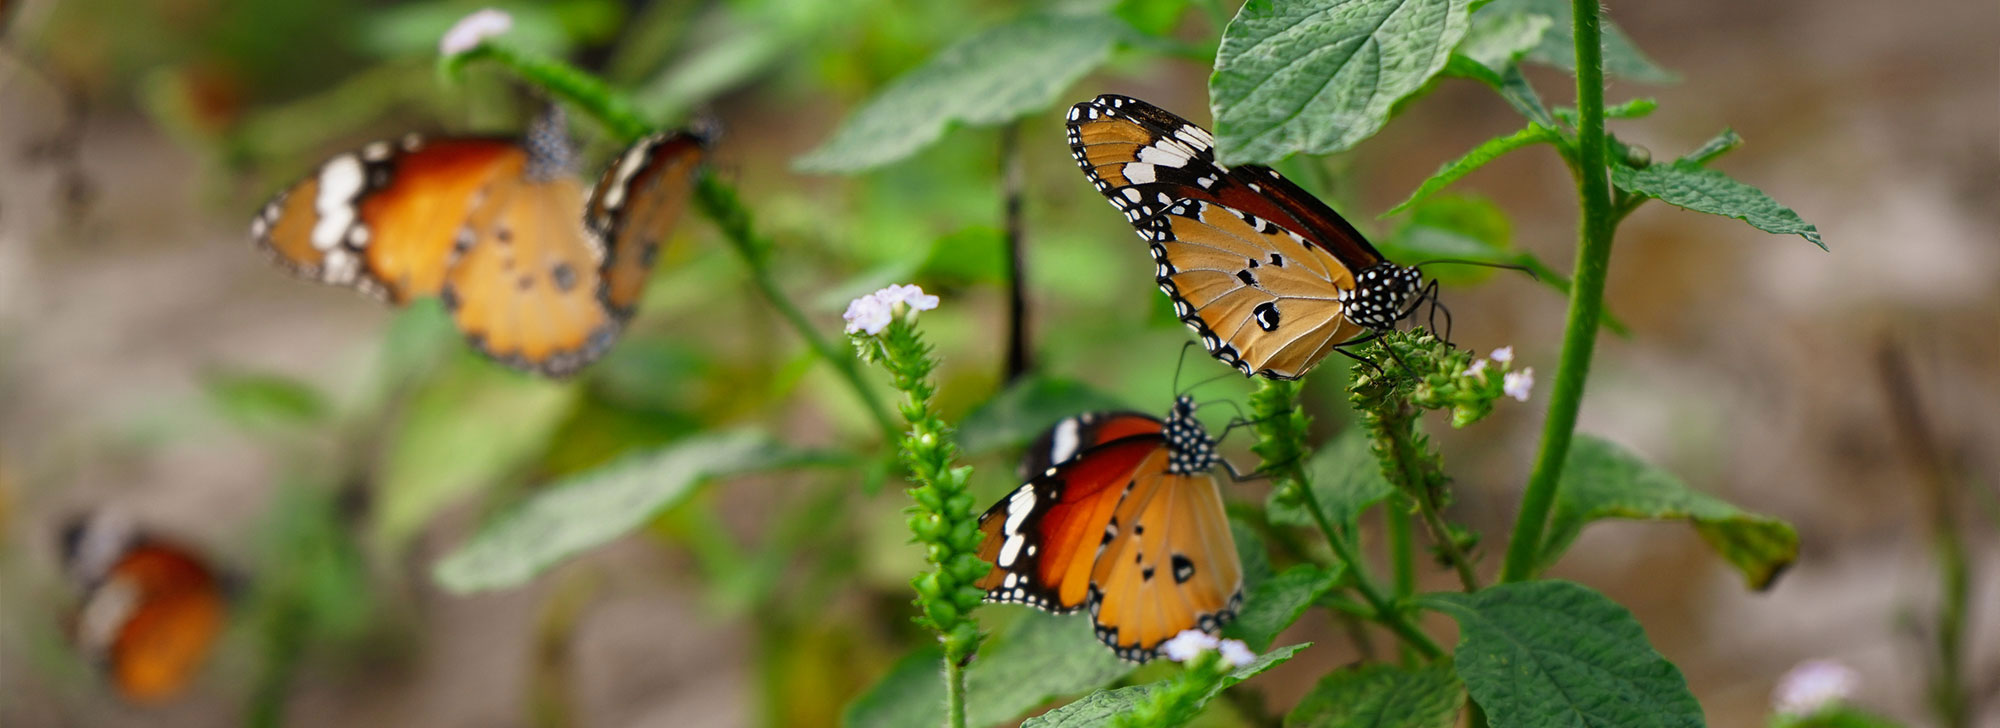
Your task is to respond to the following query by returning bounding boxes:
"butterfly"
[251,115,707,377]
[975,396,1243,662]
[60,512,227,703]
[1066,94,1431,380]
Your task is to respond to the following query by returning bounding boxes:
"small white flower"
[1160,630,1220,663]
[1489,346,1514,364]
[1503,368,1535,402]
[440,8,513,56]
[1465,358,1489,379]
[1773,659,1858,716]
[875,283,939,312]
[842,292,893,335]
[1216,639,1254,668]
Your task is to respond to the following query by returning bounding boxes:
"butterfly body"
[976,396,1243,662]
[61,513,226,703]
[1066,94,1425,379]
[253,122,706,377]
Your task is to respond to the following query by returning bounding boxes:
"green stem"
[1387,500,1415,597]
[446,43,652,141]
[1414,494,1481,591]
[694,173,898,442]
[1293,481,1442,659]
[946,659,969,728]
[1498,0,1616,584]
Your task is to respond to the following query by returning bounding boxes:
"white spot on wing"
[311,155,365,251]
[1050,418,1081,465]
[1124,162,1156,184]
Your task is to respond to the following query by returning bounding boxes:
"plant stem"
[1498,0,1616,584]
[946,659,969,728]
[1293,481,1442,659]
[695,173,899,442]
[999,123,1032,382]
[1388,500,1415,597]
[1414,494,1481,591]
[1877,340,1971,728]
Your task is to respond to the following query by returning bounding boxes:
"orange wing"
[1018,411,1166,480]
[586,132,708,319]
[75,542,225,703]
[1087,471,1243,661]
[976,435,1168,612]
[440,174,620,377]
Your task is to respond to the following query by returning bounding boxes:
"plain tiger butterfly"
[60,511,227,703]
[251,113,708,377]
[1066,94,1431,380]
[975,396,1243,662]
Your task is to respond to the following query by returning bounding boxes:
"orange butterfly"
[61,512,227,703]
[975,396,1244,662]
[251,116,707,377]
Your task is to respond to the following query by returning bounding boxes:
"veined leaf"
[1267,429,1394,534]
[1539,435,1799,590]
[1022,643,1311,727]
[796,13,1130,172]
[843,612,1137,728]
[1286,660,1463,728]
[1611,160,1825,250]
[1384,124,1559,216]
[1474,0,1676,83]
[1211,0,1472,164]
[1425,581,1704,728]
[1456,9,1551,73]
[1227,564,1344,651]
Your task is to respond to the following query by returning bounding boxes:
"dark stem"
[1876,338,1970,728]
[1000,124,1032,382]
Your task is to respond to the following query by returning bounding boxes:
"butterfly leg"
[1331,334,1386,376]
[1218,458,1273,484]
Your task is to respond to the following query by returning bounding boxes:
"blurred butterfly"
[975,396,1243,662]
[60,511,227,703]
[251,113,708,377]
[1066,94,1431,380]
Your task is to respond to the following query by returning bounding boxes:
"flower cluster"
[1772,659,1857,716]
[843,283,939,335]
[1160,630,1254,667]
[1111,631,1255,728]
[440,8,513,56]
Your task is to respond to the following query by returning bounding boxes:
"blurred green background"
[0,0,1994,725]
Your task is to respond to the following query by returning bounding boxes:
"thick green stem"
[1414,495,1481,591]
[1388,501,1415,597]
[1499,0,1616,584]
[945,659,968,728]
[1293,482,1443,659]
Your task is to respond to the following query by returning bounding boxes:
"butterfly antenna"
[1196,398,1248,422]
[1172,340,1198,395]
[1414,258,1539,281]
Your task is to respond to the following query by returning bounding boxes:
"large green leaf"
[796,12,1130,172]
[844,612,1137,728]
[1286,661,1463,728]
[1424,581,1704,728]
[1383,124,1559,216]
[1473,0,1676,83]
[432,430,806,593]
[1022,643,1311,727]
[1267,429,1393,533]
[1540,436,1799,590]
[957,375,1129,457]
[1610,160,1825,250]
[1226,564,1344,651]
[1455,8,1551,74]
[1210,0,1472,164]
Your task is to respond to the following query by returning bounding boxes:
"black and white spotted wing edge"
[1065,94,1224,225]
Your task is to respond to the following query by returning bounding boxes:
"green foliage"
[1384,125,1559,216]
[1023,644,1310,727]
[1770,707,1911,728]
[845,613,1136,728]
[1211,0,1471,164]
[1266,429,1393,534]
[1454,9,1552,74]
[1539,436,1799,590]
[1473,0,1676,83]
[1425,581,1704,728]
[430,430,809,593]
[1226,564,1345,651]
[1610,160,1826,249]
[957,375,1128,456]
[1285,661,1463,728]
[796,12,1131,172]
[200,369,331,431]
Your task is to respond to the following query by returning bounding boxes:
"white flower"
[875,283,939,312]
[1465,358,1489,379]
[1160,630,1220,663]
[1216,639,1255,668]
[842,292,893,335]
[1773,659,1857,716]
[440,8,513,55]
[1489,346,1514,364]
[1503,368,1535,402]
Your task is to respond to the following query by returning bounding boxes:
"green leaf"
[1384,125,1558,216]
[841,646,949,728]
[1023,644,1311,727]
[1381,195,1513,287]
[845,612,1137,728]
[1540,436,1799,590]
[1424,581,1703,728]
[795,13,1130,172]
[1226,564,1343,651]
[1455,9,1551,73]
[1285,661,1463,728]
[1474,0,1676,83]
[958,376,1128,456]
[200,370,330,430]
[1267,429,1393,533]
[1610,160,1825,250]
[1210,0,1473,164]
[432,430,806,593]
[1232,518,1275,590]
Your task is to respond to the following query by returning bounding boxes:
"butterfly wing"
[254,137,525,302]
[1088,471,1243,662]
[1018,411,1166,480]
[441,174,620,377]
[586,131,708,319]
[77,542,225,703]
[976,435,1170,612]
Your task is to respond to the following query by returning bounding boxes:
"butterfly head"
[1163,396,1217,475]
[1341,263,1425,332]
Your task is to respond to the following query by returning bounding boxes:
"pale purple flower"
[440,8,513,55]
[1489,345,1514,364]
[1160,630,1220,663]
[1216,639,1255,668]
[1465,358,1490,379]
[1503,368,1535,402]
[842,292,893,335]
[1773,659,1857,716]
[875,283,939,312]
